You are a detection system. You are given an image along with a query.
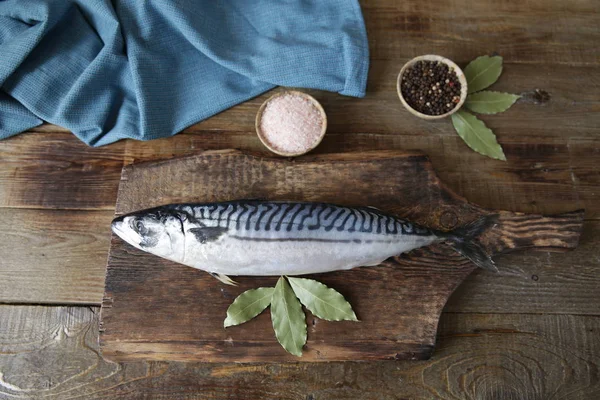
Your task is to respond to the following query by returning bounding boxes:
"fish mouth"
[111,214,155,250]
[111,215,126,236]
[111,215,140,248]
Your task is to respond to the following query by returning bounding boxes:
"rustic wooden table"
[1,0,598,398]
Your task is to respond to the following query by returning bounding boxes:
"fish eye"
[134,219,147,235]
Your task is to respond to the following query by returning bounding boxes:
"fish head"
[111,207,186,262]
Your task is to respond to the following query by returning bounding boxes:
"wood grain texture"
[0,0,597,395]
[0,209,113,304]
[100,150,582,362]
[0,203,597,310]
[1,305,598,399]
[2,132,597,220]
[447,219,600,314]
[1,0,597,307]
[0,133,125,210]
[361,0,600,65]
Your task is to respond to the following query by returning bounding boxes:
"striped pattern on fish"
[111,200,497,284]
[176,201,432,236]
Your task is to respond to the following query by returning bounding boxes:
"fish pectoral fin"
[362,258,388,267]
[188,227,228,244]
[210,272,238,286]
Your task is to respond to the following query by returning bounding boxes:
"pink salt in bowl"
[255,90,327,157]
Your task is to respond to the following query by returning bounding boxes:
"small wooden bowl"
[255,90,327,157]
[397,55,468,120]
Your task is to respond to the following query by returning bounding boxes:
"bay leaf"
[224,287,274,328]
[465,91,520,114]
[464,55,503,94]
[270,277,307,356]
[451,110,507,161]
[288,277,358,322]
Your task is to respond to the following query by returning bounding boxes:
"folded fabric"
[0,0,369,146]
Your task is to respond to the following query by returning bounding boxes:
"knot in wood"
[439,211,458,230]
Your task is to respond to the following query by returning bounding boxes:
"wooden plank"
[26,62,600,137]
[100,150,582,362]
[360,0,600,65]
[1,132,598,218]
[320,63,600,138]
[180,63,600,137]
[0,209,596,312]
[1,141,596,307]
[1,305,598,399]
[0,133,124,210]
[446,219,600,314]
[324,135,599,219]
[1,213,596,314]
[0,209,112,304]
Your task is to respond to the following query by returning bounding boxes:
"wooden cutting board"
[100,150,583,362]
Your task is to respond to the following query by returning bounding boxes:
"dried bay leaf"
[465,91,520,114]
[464,55,503,94]
[224,287,274,328]
[451,110,507,161]
[288,277,358,322]
[271,277,307,356]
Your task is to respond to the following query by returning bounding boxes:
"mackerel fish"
[111,200,497,285]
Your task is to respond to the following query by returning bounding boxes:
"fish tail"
[441,214,499,272]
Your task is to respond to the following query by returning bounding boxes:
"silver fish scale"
[171,201,432,237]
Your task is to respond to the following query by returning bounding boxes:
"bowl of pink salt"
[256,90,327,157]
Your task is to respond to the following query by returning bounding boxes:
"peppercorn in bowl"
[397,55,467,120]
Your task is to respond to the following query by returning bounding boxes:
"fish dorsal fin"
[210,272,238,286]
[188,226,228,244]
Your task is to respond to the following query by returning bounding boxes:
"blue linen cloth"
[0,0,369,146]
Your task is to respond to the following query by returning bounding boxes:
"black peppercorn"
[401,60,462,116]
